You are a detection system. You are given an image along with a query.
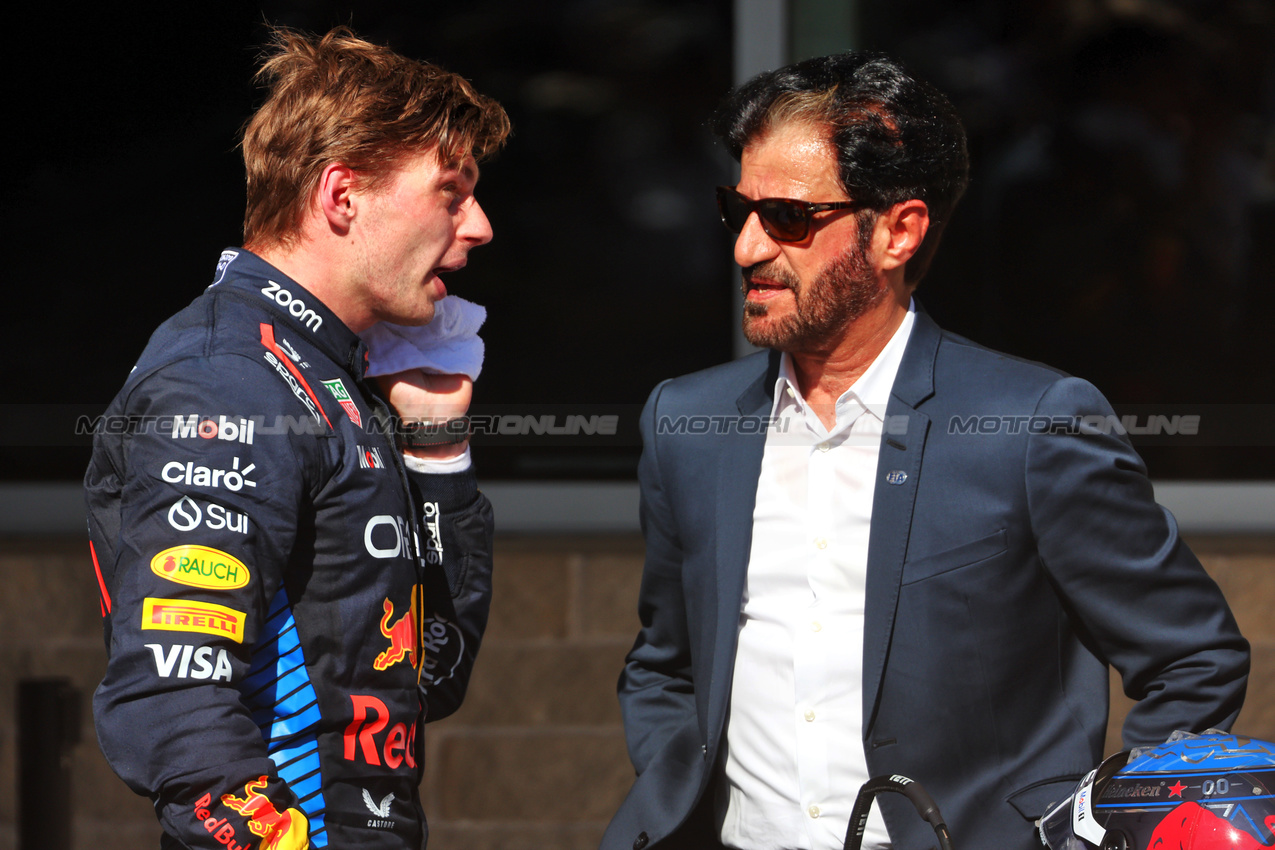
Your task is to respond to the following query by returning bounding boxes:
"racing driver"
[84,26,509,850]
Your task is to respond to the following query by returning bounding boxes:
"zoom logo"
[168,497,250,534]
[262,280,322,331]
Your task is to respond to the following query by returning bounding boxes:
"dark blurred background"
[7,0,1273,481]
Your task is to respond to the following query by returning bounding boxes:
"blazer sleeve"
[618,380,700,774]
[1025,376,1249,747]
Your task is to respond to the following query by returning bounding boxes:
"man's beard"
[740,238,883,352]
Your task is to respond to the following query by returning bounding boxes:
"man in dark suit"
[603,53,1249,850]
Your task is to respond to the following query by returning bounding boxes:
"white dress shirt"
[717,305,916,850]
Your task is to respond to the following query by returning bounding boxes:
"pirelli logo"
[141,598,246,643]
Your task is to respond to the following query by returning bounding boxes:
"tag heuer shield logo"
[321,378,363,428]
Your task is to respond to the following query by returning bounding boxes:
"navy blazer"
[604,310,1248,850]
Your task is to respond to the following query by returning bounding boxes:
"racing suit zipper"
[361,384,430,688]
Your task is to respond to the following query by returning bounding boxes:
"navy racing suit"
[85,248,494,850]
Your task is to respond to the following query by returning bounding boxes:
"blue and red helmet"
[1038,730,1275,850]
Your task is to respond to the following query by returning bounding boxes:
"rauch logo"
[151,545,250,590]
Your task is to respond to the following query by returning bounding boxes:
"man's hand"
[376,369,472,460]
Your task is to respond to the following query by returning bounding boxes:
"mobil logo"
[150,545,250,590]
[358,445,386,470]
[171,415,255,445]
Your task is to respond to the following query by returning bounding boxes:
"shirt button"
[804,710,816,722]
[808,805,821,819]
[811,621,822,632]
[817,442,831,452]
[814,538,828,549]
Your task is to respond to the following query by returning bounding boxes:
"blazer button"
[633,832,649,850]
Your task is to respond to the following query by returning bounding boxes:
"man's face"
[734,122,885,353]
[353,147,492,326]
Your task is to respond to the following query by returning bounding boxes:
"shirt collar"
[769,299,917,428]
[210,248,370,379]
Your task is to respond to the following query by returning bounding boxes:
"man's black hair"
[712,52,969,284]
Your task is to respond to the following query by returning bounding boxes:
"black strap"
[843,774,954,850]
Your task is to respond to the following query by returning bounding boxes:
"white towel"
[360,296,486,380]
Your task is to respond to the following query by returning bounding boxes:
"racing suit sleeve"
[617,380,700,775]
[407,463,494,722]
[1025,377,1249,746]
[86,355,316,850]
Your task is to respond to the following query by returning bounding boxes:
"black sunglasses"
[716,185,859,243]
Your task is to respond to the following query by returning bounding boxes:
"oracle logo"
[364,515,414,559]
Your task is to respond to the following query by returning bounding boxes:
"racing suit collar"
[211,248,371,379]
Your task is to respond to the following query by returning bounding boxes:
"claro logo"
[161,457,257,491]
[261,281,322,332]
[151,545,250,590]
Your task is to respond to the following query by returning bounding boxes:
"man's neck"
[789,294,910,430]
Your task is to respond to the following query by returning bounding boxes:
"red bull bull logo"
[373,595,418,671]
[220,776,309,850]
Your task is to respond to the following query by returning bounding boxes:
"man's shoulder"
[926,317,1074,402]
[111,284,318,423]
[651,350,772,405]
[128,290,266,379]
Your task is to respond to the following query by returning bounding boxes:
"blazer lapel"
[862,311,940,735]
[706,351,778,749]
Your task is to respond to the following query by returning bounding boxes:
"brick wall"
[1,533,1271,850]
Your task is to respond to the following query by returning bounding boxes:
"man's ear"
[875,199,930,272]
[317,162,358,235]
